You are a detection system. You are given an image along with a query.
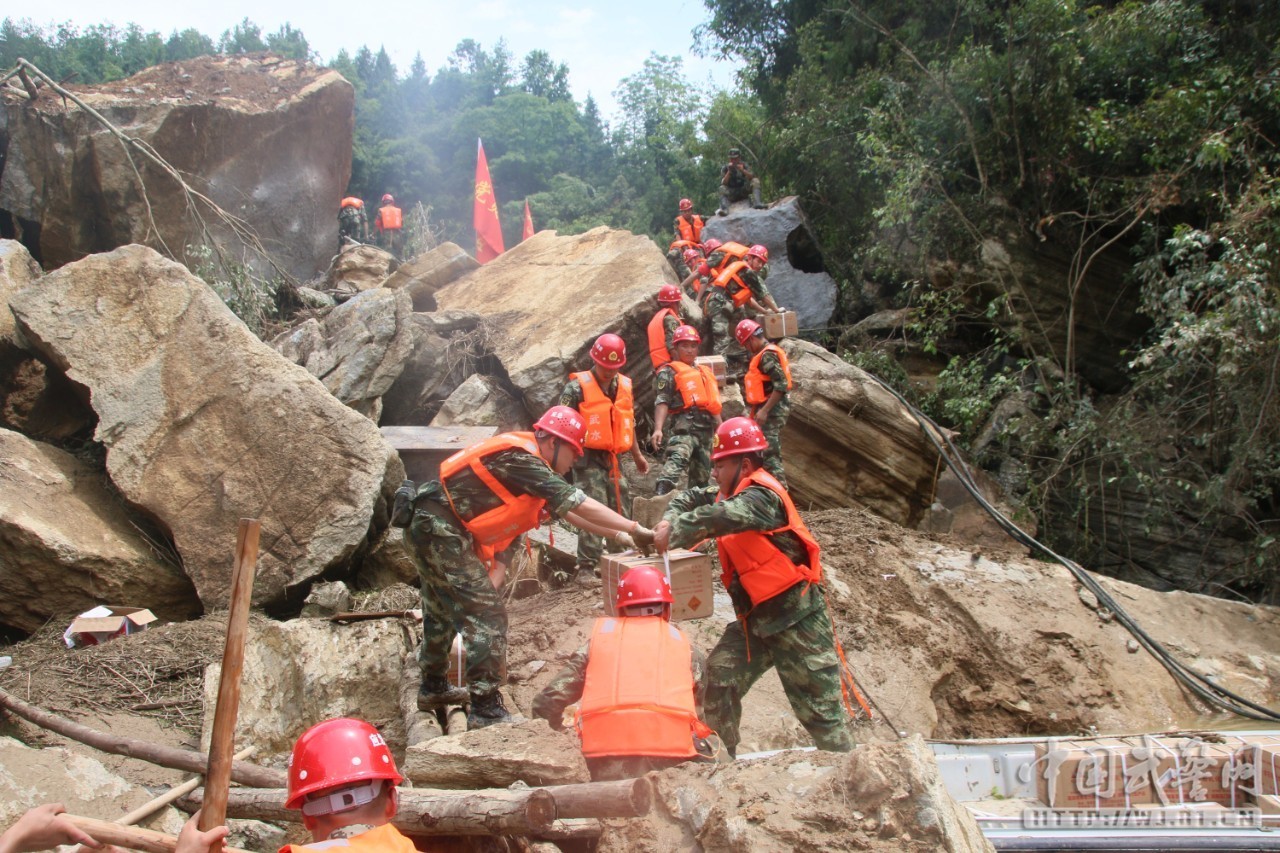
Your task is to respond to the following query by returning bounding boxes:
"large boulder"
[781,339,940,525]
[380,313,483,426]
[433,227,675,416]
[402,719,589,788]
[383,242,480,311]
[271,287,415,420]
[0,428,198,633]
[0,55,353,282]
[701,197,839,331]
[323,243,397,297]
[430,374,526,429]
[9,245,403,609]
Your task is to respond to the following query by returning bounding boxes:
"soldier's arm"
[531,646,590,730]
[558,379,584,410]
[492,451,586,518]
[664,485,785,550]
[746,272,779,312]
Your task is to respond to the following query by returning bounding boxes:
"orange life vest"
[439,432,545,557]
[668,239,701,254]
[377,205,403,231]
[576,616,712,759]
[744,343,793,406]
[675,215,704,245]
[711,241,750,272]
[340,196,364,209]
[647,308,679,371]
[281,823,417,853]
[716,469,822,607]
[669,361,722,416]
[573,371,635,454]
[711,261,755,308]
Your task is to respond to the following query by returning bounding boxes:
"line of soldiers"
[338,193,403,256]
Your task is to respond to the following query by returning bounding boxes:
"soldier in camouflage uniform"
[401,406,655,729]
[337,196,368,251]
[653,417,853,757]
[737,318,793,486]
[532,565,714,780]
[703,245,779,380]
[560,334,650,579]
[652,325,722,496]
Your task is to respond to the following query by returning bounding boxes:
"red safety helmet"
[678,198,693,212]
[672,324,701,345]
[746,244,769,263]
[657,284,683,304]
[735,318,764,346]
[682,248,702,267]
[711,416,769,460]
[590,333,627,368]
[533,405,586,456]
[617,565,674,610]
[702,238,722,254]
[285,718,403,812]
[381,193,394,203]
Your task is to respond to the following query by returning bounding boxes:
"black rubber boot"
[466,691,513,729]
[417,676,468,711]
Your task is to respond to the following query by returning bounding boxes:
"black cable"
[862,371,1280,723]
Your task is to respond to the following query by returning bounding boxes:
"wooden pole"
[0,686,284,787]
[199,518,260,833]
[544,777,652,818]
[116,747,256,826]
[64,815,254,853]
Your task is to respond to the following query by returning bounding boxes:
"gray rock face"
[0,55,353,282]
[271,287,415,420]
[431,374,526,430]
[383,242,480,311]
[701,196,839,331]
[0,428,198,633]
[380,314,481,426]
[9,245,403,609]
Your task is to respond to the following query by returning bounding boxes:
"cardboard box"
[379,426,500,484]
[1034,739,1144,809]
[1233,741,1280,799]
[762,311,798,338]
[600,549,714,622]
[64,606,157,649]
[695,355,726,387]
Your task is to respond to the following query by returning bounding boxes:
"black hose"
[862,371,1280,723]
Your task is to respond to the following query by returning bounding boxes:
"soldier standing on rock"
[374,193,404,257]
[653,417,854,758]
[737,318,793,486]
[717,148,766,215]
[337,195,368,251]
[652,325,722,496]
[398,406,655,728]
[559,334,650,582]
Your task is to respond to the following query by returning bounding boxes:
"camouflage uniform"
[532,635,709,780]
[663,485,853,757]
[719,160,763,210]
[405,448,586,696]
[654,363,719,493]
[338,204,367,248]
[559,375,632,573]
[704,269,772,378]
[750,348,792,486]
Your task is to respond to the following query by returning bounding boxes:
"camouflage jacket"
[531,630,708,730]
[655,364,718,431]
[415,447,585,531]
[664,484,822,633]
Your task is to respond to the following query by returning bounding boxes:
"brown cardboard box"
[600,549,714,622]
[762,311,798,338]
[64,606,158,648]
[695,355,726,387]
[1034,739,1145,809]
[1233,740,1280,799]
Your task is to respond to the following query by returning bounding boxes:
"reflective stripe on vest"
[670,362,722,416]
[378,205,403,230]
[647,308,678,371]
[573,371,635,454]
[716,470,822,606]
[576,616,707,759]
[675,215,704,245]
[439,432,545,553]
[744,343,793,405]
[711,261,754,308]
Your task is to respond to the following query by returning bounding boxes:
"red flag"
[474,139,505,263]
[522,199,534,242]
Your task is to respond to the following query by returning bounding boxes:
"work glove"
[613,530,637,550]
[390,479,416,528]
[632,525,656,554]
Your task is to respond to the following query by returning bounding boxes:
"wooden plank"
[378,426,499,452]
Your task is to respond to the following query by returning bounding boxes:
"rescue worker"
[373,194,404,257]
[681,239,758,297]
[338,195,368,250]
[716,148,765,215]
[737,318,793,486]
[647,283,685,373]
[653,417,854,758]
[531,565,715,780]
[704,244,780,379]
[402,406,655,728]
[559,334,650,581]
[652,325,722,496]
[666,198,704,275]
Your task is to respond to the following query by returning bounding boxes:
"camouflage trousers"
[705,602,853,756]
[378,228,403,257]
[404,511,506,696]
[572,462,630,570]
[755,396,791,486]
[657,427,714,492]
[704,292,748,378]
